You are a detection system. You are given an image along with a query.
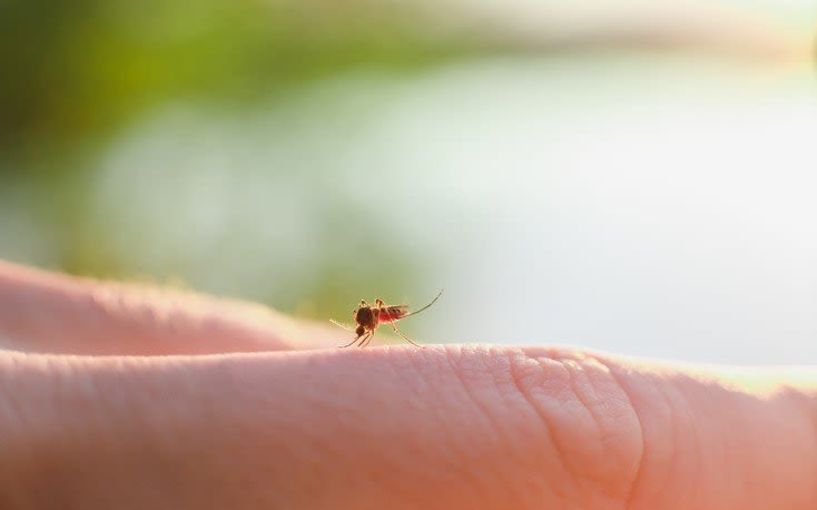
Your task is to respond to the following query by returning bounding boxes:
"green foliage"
[0,0,463,166]
[0,0,461,312]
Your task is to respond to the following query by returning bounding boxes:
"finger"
[0,260,337,355]
[1,346,814,509]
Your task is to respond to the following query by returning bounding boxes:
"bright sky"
[89,51,817,364]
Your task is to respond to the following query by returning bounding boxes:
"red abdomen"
[379,308,406,323]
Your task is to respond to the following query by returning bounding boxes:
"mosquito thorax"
[355,306,374,327]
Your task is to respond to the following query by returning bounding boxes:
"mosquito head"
[355,324,365,337]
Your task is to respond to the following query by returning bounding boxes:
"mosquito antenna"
[400,289,443,319]
[329,319,354,332]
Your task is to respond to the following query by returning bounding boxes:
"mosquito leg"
[339,333,365,349]
[390,322,424,348]
[359,329,375,347]
[399,289,443,320]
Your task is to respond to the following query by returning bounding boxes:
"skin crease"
[0,260,815,509]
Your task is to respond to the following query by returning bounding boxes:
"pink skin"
[0,260,816,509]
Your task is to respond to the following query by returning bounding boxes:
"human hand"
[0,260,815,509]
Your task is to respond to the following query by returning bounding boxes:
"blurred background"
[1,0,816,363]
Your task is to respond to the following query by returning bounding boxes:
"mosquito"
[329,289,443,348]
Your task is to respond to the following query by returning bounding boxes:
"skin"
[0,260,815,509]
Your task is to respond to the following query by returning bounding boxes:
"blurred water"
[89,54,817,363]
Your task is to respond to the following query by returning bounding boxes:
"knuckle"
[505,348,645,505]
